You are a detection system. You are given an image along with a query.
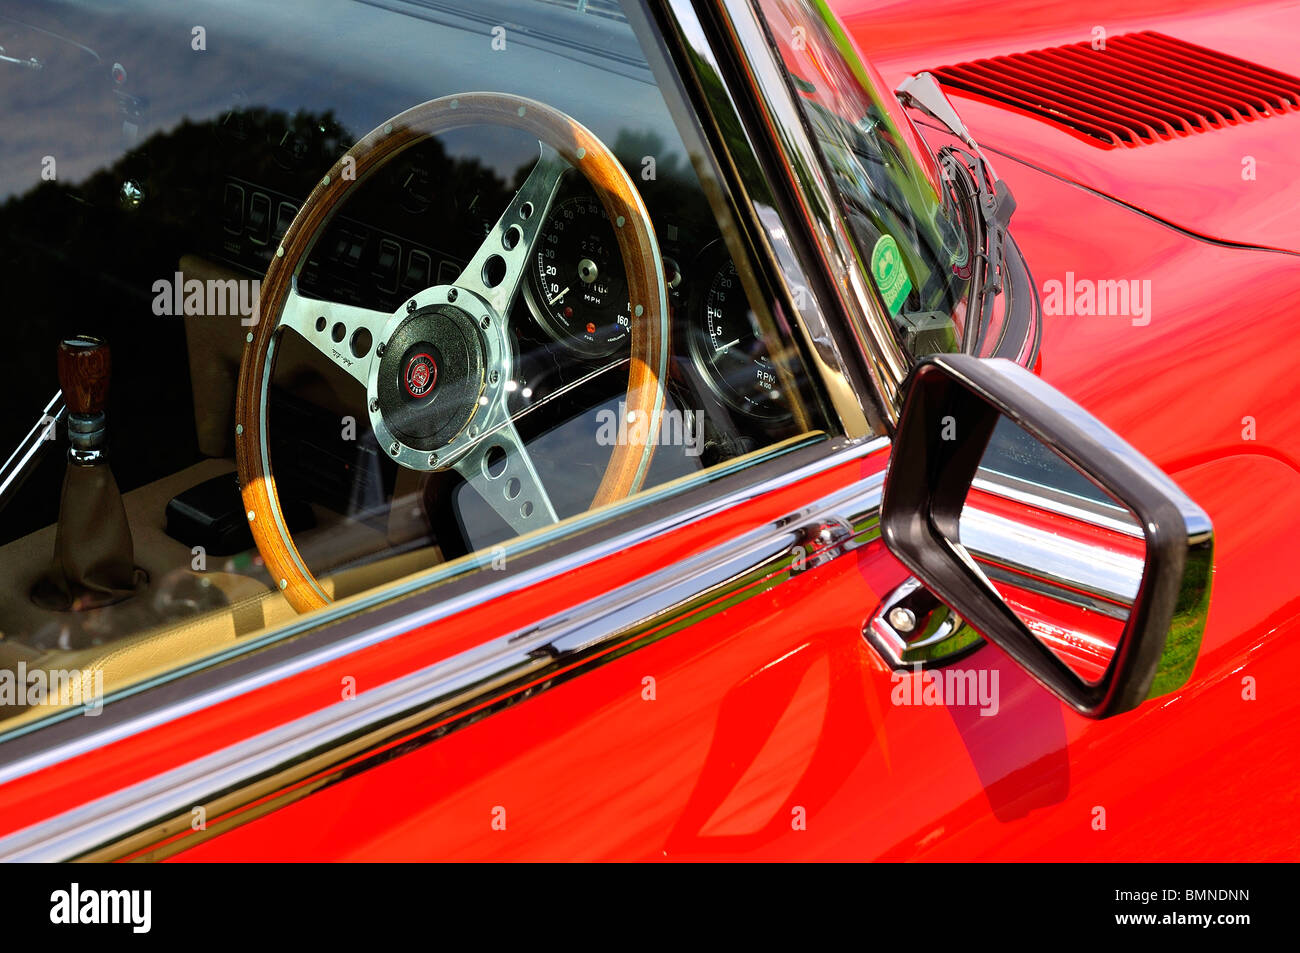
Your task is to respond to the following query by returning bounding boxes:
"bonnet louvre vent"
[930,31,1300,148]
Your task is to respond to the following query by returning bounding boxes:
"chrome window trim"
[0,390,64,515]
[686,0,913,423]
[644,0,889,436]
[0,0,907,748]
[0,442,889,862]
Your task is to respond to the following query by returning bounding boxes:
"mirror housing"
[880,355,1213,718]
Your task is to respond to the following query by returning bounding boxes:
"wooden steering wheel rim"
[235,93,669,613]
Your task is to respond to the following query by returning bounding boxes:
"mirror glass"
[958,416,1146,685]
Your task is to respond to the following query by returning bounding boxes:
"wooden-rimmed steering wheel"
[235,93,669,612]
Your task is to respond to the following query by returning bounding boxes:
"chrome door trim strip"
[960,506,1143,605]
[0,434,889,789]
[0,464,887,862]
[972,470,1143,538]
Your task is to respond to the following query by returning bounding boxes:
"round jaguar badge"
[403,352,438,398]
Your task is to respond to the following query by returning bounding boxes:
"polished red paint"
[0,453,864,842]
[181,453,1300,860]
[9,0,1300,860]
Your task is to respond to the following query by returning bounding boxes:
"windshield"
[754,0,975,359]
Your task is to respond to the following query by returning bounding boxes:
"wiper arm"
[896,72,981,150]
[896,72,1016,354]
[0,45,42,70]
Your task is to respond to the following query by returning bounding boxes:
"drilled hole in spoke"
[502,225,523,251]
[315,316,327,333]
[521,501,534,519]
[350,328,372,359]
[483,445,507,479]
[505,477,521,500]
[331,322,346,343]
[519,202,534,220]
[481,254,507,288]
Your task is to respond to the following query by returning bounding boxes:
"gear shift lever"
[59,335,112,463]
[31,336,146,611]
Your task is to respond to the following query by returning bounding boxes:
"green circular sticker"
[871,234,912,315]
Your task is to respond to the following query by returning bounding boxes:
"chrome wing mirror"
[880,355,1213,718]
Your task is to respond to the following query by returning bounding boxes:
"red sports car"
[0,0,1294,863]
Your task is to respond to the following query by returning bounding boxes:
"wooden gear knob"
[57,335,111,415]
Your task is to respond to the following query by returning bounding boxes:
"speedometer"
[526,193,631,358]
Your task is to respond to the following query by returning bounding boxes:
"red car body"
[1,0,1297,861]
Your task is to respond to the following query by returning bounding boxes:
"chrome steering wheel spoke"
[278,279,391,388]
[455,142,569,318]
[450,415,559,536]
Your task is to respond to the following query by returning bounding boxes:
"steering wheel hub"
[375,298,487,451]
[367,283,509,469]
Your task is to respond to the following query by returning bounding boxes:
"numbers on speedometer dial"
[528,194,632,358]
[691,258,789,419]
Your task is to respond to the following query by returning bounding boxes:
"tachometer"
[688,249,789,419]
[527,193,631,358]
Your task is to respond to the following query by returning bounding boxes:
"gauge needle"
[714,338,739,354]
[547,286,570,306]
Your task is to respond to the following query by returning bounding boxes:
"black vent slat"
[1022,48,1209,134]
[988,51,1192,138]
[1088,46,1260,122]
[1037,46,1231,132]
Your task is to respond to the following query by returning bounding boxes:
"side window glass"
[0,0,834,731]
